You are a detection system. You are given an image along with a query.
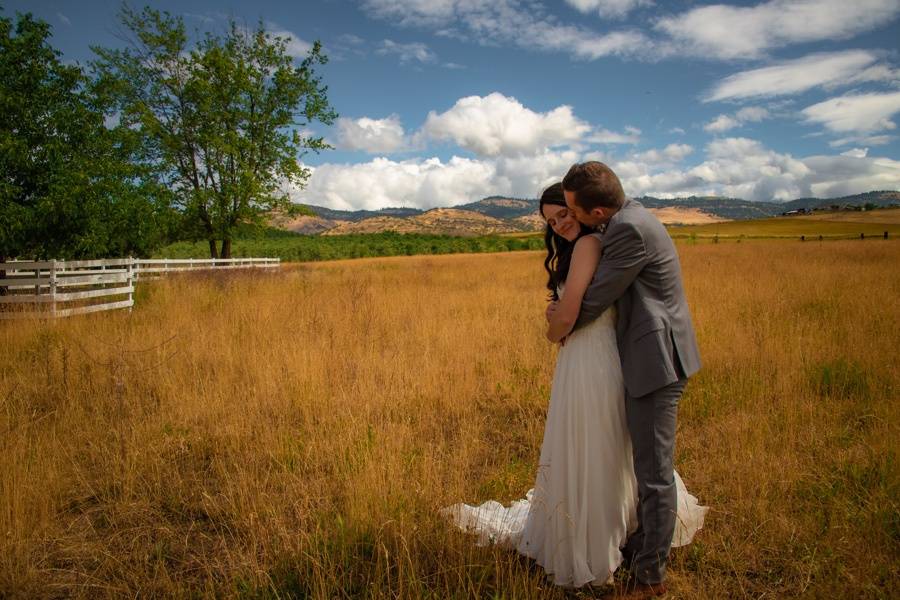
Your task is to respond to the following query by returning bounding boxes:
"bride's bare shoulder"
[573,234,601,252]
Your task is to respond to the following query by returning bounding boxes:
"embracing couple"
[445,162,708,598]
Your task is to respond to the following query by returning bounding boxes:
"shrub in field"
[810,359,870,399]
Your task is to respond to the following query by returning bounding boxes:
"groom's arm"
[572,221,648,330]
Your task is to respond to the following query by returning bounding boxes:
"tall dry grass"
[1,242,898,598]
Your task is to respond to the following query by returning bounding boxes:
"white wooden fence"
[0,257,280,320]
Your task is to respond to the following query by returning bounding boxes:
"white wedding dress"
[443,303,708,588]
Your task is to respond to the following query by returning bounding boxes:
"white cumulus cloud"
[336,115,407,153]
[296,150,581,210]
[421,93,591,157]
[634,143,694,164]
[613,138,900,202]
[704,106,770,132]
[297,156,496,211]
[298,137,900,210]
[704,115,740,133]
[266,26,313,59]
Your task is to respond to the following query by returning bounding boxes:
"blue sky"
[7,0,900,209]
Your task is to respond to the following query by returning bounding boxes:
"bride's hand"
[546,301,559,322]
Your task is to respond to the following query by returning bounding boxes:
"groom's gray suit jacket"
[574,198,700,398]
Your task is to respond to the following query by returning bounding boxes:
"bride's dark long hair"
[540,183,592,301]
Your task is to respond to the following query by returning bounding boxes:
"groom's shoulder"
[612,198,652,226]
[619,198,659,224]
[610,198,667,240]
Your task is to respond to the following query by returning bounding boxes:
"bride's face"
[542,204,580,242]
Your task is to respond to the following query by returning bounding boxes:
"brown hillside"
[274,204,727,236]
[649,207,727,225]
[322,216,413,235]
[477,198,533,209]
[512,212,544,231]
[267,208,348,234]
[323,208,523,236]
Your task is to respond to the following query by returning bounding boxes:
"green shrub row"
[156,232,545,262]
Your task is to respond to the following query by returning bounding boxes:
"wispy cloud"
[802,91,900,134]
[656,0,900,60]
[377,39,437,64]
[705,50,900,102]
[564,0,653,19]
[362,0,651,60]
[829,134,894,147]
[587,126,642,145]
[56,12,71,27]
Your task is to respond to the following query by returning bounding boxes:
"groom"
[556,162,701,598]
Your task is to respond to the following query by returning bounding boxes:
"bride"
[443,183,707,589]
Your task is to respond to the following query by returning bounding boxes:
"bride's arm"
[546,235,601,343]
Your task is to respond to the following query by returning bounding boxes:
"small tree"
[92,6,336,258]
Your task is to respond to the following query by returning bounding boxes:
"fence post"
[860,233,865,240]
[127,256,134,313]
[50,259,58,318]
[885,231,889,240]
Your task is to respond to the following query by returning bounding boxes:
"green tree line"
[158,231,546,262]
[1,5,334,262]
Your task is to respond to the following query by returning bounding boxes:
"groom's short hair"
[562,162,626,210]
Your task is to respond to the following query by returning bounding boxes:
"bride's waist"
[571,306,617,335]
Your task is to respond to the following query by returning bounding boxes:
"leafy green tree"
[92,6,336,258]
[0,10,172,267]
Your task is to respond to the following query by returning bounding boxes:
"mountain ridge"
[279,191,900,236]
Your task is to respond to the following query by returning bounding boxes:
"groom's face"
[564,190,607,228]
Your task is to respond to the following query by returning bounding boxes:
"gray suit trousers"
[622,377,686,585]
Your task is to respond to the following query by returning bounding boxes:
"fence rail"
[0,257,279,320]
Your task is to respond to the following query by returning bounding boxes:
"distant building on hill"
[781,208,810,216]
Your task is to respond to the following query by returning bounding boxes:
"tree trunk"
[221,239,232,259]
[208,239,219,259]
[0,255,6,297]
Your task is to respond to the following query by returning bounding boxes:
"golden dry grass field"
[1,241,898,599]
[668,207,900,239]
